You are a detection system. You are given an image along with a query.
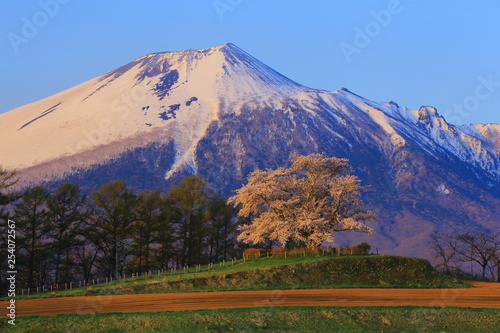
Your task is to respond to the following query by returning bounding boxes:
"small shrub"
[354,242,371,255]
[289,248,307,257]
[83,286,94,294]
[339,247,352,255]
[321,246,335,255]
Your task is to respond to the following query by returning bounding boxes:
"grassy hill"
[14,255,467,299]
[120,255,466,294]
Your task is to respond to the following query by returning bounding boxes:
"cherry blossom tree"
[228,154,375,250]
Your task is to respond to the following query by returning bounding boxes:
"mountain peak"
[135,42,239,59]
[112,42,306,96]
[1,43,498,184]
[2,43,500,261]
[217,42,239,49]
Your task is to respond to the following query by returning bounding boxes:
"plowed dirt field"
[4,281,499,317]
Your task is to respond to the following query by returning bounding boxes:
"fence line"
[4,248,367,297]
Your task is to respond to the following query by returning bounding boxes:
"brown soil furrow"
[3,281,499,317]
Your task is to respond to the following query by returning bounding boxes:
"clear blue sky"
[1,1,500,125]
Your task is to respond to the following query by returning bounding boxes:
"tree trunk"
[115,240,119,279]
[497,261,500,283]
[54,251,61,285]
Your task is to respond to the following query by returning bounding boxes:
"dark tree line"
[0,173,240,293]
[0,167,18,296]
[430,232,500,282]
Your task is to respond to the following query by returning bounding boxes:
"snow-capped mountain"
[1,43,499,258]
[0,44,304,172]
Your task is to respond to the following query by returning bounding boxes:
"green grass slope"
[6,255,467,300]
[2,306,500,332]
[48,255,466,297]
[131,255,465,293]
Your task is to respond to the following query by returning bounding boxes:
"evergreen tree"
[170,175,209,267]
[154,194,176,270]
[0,166,18,296]
[87,180,136,278]
[47,183,85,284]
[73,228,100,283]
[206,194,238,261]
[132,190,162,273]
[14,186,52,289]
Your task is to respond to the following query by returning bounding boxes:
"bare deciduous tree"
[0,166,18,216]
[454,233,500,280]
[429,232,460,274]
[430,231,500,280]
[228,154,375,250]
[0,166,17,193]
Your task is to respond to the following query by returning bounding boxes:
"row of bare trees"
[0,171,240,293]
[430,232,500,282]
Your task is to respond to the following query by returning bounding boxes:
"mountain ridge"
[1,43,499,258]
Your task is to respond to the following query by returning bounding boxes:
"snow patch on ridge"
[337,89,406,147]
[0,43,499,185]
